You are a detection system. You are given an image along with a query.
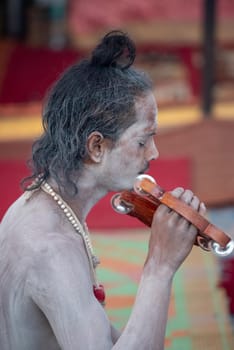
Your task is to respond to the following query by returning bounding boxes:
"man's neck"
[48,171,108,225]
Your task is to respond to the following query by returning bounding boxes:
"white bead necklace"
[40,181,100,287]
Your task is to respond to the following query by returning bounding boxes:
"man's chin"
[138,167,149,176]
[111,172,148,192]
[112,180,135,193]
[115,184,133,192]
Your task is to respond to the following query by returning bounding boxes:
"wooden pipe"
[112,175,232,254]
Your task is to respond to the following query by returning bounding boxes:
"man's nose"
[147,139,159,161]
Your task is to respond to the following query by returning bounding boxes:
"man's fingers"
[170,187,184,198]
[199,202,206,216]
[156,187,184,216]
[156,187,207,224]
[180,189,194,205]
[190,195,199,211]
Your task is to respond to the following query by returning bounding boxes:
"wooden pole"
[202,0,217,117]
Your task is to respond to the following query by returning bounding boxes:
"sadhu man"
[0,31,206,349]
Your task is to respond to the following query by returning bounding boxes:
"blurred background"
[0,0,234,348]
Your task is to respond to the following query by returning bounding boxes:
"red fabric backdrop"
[0,45,80,104]
[0,158,190,230]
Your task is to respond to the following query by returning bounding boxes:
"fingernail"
[176,187,184,192]
[201,202,206,210]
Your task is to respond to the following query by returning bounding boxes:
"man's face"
[102,92,159,191]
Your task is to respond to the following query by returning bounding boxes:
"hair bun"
[90,30,136,69]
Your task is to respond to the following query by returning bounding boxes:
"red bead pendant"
[93,284,106,305]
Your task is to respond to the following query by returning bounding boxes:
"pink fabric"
[68,0,234,35]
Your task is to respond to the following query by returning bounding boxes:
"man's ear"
[86,131,106,163]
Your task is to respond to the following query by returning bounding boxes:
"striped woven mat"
[92,230,234,349]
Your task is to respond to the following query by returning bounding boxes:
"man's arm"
[26,234,114,349]
[111,324,121,344]
[113,188,205,350]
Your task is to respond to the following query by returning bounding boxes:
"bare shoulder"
[1,192,92,290]
[1,192,100,306]
[1,192,87,263]
[28,230,91,285]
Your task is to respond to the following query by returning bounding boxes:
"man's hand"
[145,188,206,275]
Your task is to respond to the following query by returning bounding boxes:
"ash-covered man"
[0,31,206,349]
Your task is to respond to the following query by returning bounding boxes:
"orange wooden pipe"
[117,176,231,249]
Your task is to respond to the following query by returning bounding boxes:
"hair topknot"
[90,30,136,69]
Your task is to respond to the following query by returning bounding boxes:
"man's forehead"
[123,115,157,137]
[139,109,158,132]
[135,93,157,121]
[143,121,157,136]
